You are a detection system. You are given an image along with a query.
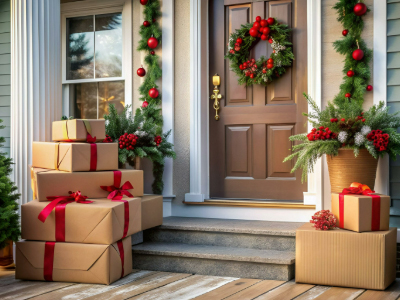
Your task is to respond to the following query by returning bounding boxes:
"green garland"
[225,19,294,86]
[333,0,372,107]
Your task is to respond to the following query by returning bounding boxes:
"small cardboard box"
[296,223,396,290]
[32,142,118,172]
[331,193,390,232]
[52,119,106,142]
[141,195,163,231]
[16,236,132,285]
[21,198,141,244]
[31,167,144,201]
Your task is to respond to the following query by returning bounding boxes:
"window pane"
[98,81,125,118]
[71,82,97,119]
[95,13,122,78]
[66,16,94,80]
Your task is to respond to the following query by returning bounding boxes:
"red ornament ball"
[142,100,149,108]
[253,22,261,31]
[147,37,158,49]
[267,18,275,25]
[236,38,243,44]
[137,66,146,77]
[342,29,349,36]
[262,27,270,35]
[149,87,159,98]
[353,3,367,16]
[150,51,155,55]
[347,70,354,77]
[143,21,150,27]
[268,38,273,44]
[366,85,373,91]
[267,58,274,64]
[267,63,274,69]
[261,34,268,40]
[345,93,351,98]
[352,48,364,61]
[260,19,268,28]
[250,73,254,79]
[249,27,259,38]
[140,0,148,5]
[255,16,261,22]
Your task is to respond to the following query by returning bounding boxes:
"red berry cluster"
[249,16,274,40]
[230,37,243,55]
[103,134,113,143]
[240,58,258,78]
[356,113,366,122]
[310,210,337,230]
[119,133,138,150]
[307,126,337,141]
[367,130,389,152]
[154,135,162,146]
[330,118,339,123]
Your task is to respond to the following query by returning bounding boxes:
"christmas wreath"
[225,16,294,86]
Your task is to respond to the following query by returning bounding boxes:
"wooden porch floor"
[1,269,400,300]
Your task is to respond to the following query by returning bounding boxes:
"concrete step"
[144,217,304,251]
[132,242,295,281]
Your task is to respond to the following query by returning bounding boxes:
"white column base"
[163,195,175,217]
[185,193,205,203]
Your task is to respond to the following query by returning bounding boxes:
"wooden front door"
[209,0,308,201]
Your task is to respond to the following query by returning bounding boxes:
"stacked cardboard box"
[16,119,163,285]
[296,191,397,290]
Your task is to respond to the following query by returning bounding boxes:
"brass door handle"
[211,74,222,121]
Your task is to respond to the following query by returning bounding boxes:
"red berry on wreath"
[257,33,262,38]
[352,48,364,61]
[273,50,276,53]
[255,16,261,22]
[260,19,268,28]
[250,73,254,78]
[267,63,274,69]
[149,87,159,98]
[236,38,243,44]
[261,34,268,40]
[249,27,258,37]
[262,69,267,74]
[143,21,150,27]
[268,38,273,44]
[342,29,349,36]
[366,85,373,91]
[142,100,149,108]
[253,21,261,31]
[353,3,367,16]
[267,58,274,64]
[147,37,158,49]
[243,62,247,68]
[137,66,146,77]
[239,64,243,70]
[150,51,155,55]
[267,17,275,25]
[362,119,366,122]
[341,118,346,122]
[262,27,270,35]
[140,0,148,5]
[345,93,351,98]
[152,18,156,23]
[347,70,354,77]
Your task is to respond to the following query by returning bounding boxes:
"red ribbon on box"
[117,240,125,278]
[38,191,93,242]
[90,143,97,171]
[339,186,381,231]
[100,171,133,238]
[44,241,55,281]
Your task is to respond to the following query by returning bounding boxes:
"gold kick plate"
[211,74,222,121]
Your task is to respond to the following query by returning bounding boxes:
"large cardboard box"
[32,142,118,172]
[296,223,396,290]
[52,119,106,142]
[31,167,143,201]
[331,193,390,232]
[21,198,141,244]
[16,236,132,285]
[141,195,163,231]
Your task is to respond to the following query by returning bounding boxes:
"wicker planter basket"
[326,148,378,193]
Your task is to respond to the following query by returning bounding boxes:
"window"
[61,2,132,119]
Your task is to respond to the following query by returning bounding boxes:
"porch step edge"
[160,217,305,237]
[132,242,295,265]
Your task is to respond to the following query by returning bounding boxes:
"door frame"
[185,0,323,209]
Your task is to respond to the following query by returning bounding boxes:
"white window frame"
[60,0,132,117]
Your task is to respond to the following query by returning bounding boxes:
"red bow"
[38,191,93,223]
[100,171,134,200]
[341,186,375,195]
[86,133,96,143]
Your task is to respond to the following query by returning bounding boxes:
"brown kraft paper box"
[16,236,132,285]
[32,142,118,172]
[331,193,390,232]
[296,223,396,290]
[52,119,106,142]
[31,167,144,201]
[21,198,141,244]
[141,195,163,230]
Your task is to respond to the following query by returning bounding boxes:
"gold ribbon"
[62,121,69,140]
[54,143,60,170]
[62,120,92,140]
[30,167,37,199]
[82,119,92,135]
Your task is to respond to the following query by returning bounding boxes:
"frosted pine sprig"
[338,131,348,143]
[361,125,371,136]
[354,132,365,146]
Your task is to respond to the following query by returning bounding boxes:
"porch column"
[10,0,62,205]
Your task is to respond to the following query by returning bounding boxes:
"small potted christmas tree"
[0,118,20,268]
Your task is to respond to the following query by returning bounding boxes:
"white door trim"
[185,0,323,210]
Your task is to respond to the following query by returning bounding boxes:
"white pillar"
[11,0,62,205]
